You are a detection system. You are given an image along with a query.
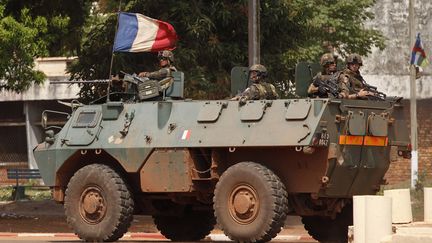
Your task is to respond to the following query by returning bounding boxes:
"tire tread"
[64,164,134,242]
[214,162,289,243]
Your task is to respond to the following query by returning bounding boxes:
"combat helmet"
[346,53,363,66]
[158,50,174,62]
[249,64,268,77]
[320,53,336,66]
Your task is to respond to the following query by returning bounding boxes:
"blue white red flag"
[113,12,177,53]
[410,33,429,67]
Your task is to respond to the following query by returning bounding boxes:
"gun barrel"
[50,80,111,84]
[365,84,377,90]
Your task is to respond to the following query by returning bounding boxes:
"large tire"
[64,164,134,242]
[302,203,353,243]
[153,209,216,241]
[213,162,289,242]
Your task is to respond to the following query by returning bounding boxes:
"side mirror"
[40,110,71,131]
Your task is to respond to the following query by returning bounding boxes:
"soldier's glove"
[318,86,329,95]
[239,96,247,105]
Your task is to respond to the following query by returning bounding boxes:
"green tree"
[0,6,48,92]
[0,0,95,92]
[4,0,93,56]
[69,0,385,101]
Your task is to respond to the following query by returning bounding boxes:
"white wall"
[362,0,432,99]
[0,57,80,101]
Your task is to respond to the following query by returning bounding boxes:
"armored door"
[324,109,365,196]
[62,107,102,146]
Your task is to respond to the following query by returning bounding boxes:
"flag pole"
[106,0,123,102]
[408,0,418,189]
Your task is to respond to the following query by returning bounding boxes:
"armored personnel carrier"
[34,69,410,243]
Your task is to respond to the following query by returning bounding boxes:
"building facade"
[363,0,432,185]
[0,57,79,184]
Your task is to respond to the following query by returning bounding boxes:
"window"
[73,110,100,128]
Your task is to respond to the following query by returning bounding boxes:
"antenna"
[106,0,123,102]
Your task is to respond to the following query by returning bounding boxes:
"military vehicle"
[34,67,411,243]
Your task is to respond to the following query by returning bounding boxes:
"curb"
[0,232,313,241]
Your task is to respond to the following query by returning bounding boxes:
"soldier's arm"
[145,68,171,80]
[248,85,262,100]
[238,85,259,100]
[159,77,174,91]
[338,75,350,98]
[269,84,279,99]
[344,89,371,99]
[307,83,318,94]
[308,74,323,95]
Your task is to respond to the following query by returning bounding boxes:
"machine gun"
[307,64,342,98]
[362,83,386,101]
[356,75,387,101]
[50,72,161,102]
[49,73,148,86]
[312,72,342,98]
[120,71,149,85]
[120,71,161,100]
[50,77,138,103]
[49,79,110,84]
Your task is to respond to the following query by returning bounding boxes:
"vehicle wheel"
[153,209,216,241]
[213,162,289,242]
[302,203,353,243]
[64,164,134,242]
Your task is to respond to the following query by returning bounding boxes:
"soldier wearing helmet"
[340,53,373,99]
[138,50,177,92]
[307,53,345,98]
[231,64,278,102]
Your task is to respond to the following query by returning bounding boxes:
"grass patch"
[0,184,51,201]
[0,187,12,201]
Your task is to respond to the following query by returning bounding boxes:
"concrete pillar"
[353,195,392,243]
[384,188,413,223]
[424,187,432,223]
[24,102,44,169]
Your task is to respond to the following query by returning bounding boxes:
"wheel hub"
[229,185,259,224]
[79,186,107,224]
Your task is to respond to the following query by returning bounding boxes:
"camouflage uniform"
[236,64,278,102]
[145,66,177,90]
[140,50,177,92]
[339,54,366,98]
[308,53,345,98]
[240,82,278,100]
[340,68,364,93]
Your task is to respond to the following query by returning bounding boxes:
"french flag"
[113,12,178,53]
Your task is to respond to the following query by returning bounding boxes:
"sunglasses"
[325,61,336,65]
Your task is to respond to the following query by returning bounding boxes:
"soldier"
[231,64,278,103]
[339,53,373,99]
[138,50,177,92]
[308,53,345,98]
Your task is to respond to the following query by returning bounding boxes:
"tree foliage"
[0,0,94,92]
[67,0,385,100]
[0,6,47,92]
[4,0,93,56]
[0,0,384,99]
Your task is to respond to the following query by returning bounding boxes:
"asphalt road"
[0,238,316,243]
[0,200,316,242]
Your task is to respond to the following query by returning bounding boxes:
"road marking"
[0,232,314,241]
